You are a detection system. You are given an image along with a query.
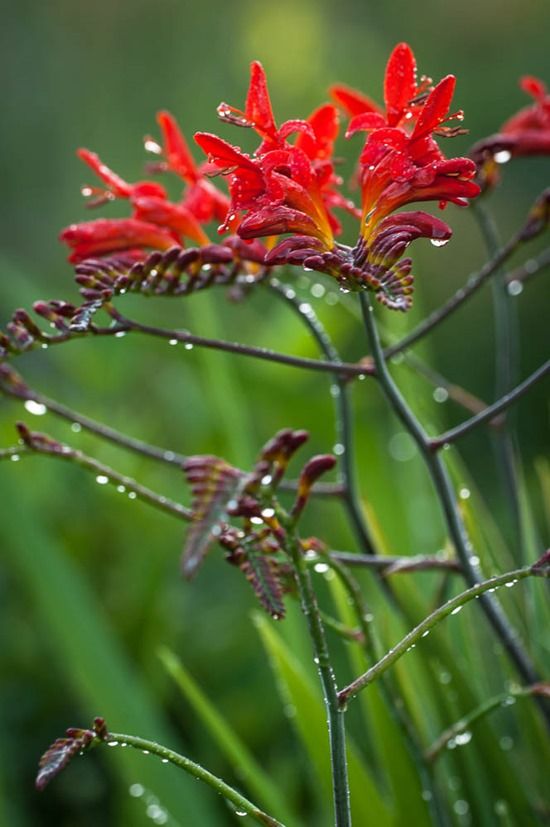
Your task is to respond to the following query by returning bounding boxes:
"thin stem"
[359,292,550,728]
[5,433,191,521]
[329,551,462,574]
[425,685,544,762]
[268,279,376,555]
[287,535,351,827]
[431,359,550,448]
[104,732,283,827]
[338,564,544,706]
[0,380,187,466]
[5,311,374,380]
[384,228,523,359]
[504,247,550,288]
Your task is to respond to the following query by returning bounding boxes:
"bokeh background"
[1,1,549,825]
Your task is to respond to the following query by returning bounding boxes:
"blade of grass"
[158,646,298,827]
[2,485,220,826]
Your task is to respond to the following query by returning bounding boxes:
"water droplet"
[129,783,144,797]
[250,516,263,526]
[299,302,312,314]
[451,605,463,615]
[114,331,126,338]
[388,431,417,462]
[235,811,247,818]
[117,485,126,493]
[499,735,513,750]
[333,443,345,456]
[325,292,338,305]
[453,800,469,816]
[41,343,48,349]
[128,491,137,500]
[421,790,433,802]
[454,731,472,746]
[439,671,452,684]
[261,507,275,518]
[311,283,326,298]
[71,422,82,433]
[285,288,296,299]
[469,555,480,566]
[358,373,366,381]
[96,475,109,485]
[459,487,471,500]
[314,562,329,574]
[433,386,449,403]
[142,749,150,754]
[81,186,93,197]
[10,454,20,462]
[313,656,320,665]
[330,385,341,397]
[107,740,119,747]
[261,474,273,486]
[184,343,194,350]
[422,630,430,638]
[161,758,169,764]
[504,579,518,588]
[430,238,449,247]
[507,279,523,296]
[24,400,47,416]
[405,112,413,120]
[144,138,162,154]
[339,286,350,294]
[163,451,176,461]
[494,800,509,816]
[494,150,511,164]
[501,695,516,707]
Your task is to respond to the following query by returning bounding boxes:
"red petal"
[329,84,382,117]
[384,43,417,124]
[77,149,133,198]
[157,111,199,182]
[412,75,456,140]
[60,218,175,262]
[132,196,209,245]
[245,61,277,138]
[238,205,320,240]
[520,75,547,101]
[194,133,257,171]
[346,112,387,137]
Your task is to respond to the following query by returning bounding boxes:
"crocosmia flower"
[60,44,480,311]
[470,76,550,188]
[60,112,230,262]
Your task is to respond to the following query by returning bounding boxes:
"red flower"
[470,76,550,187]
[195,61,346,249]
[60,113,230,262]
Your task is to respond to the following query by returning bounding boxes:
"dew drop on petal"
[96,475,109,485]
[430,238,449,247]
[168,339,178,346]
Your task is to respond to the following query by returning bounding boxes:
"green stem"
[358,292,550,727]
[287,535,351,827]
[5,433,191,521]
[268,279,376,556]
[425,685,542,762]
[338,565,541,706]
[104,732,283,827]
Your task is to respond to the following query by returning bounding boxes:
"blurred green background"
[1,1,549,825]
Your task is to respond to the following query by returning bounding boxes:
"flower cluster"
[471,76,550,188]
[60,44,485,310]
